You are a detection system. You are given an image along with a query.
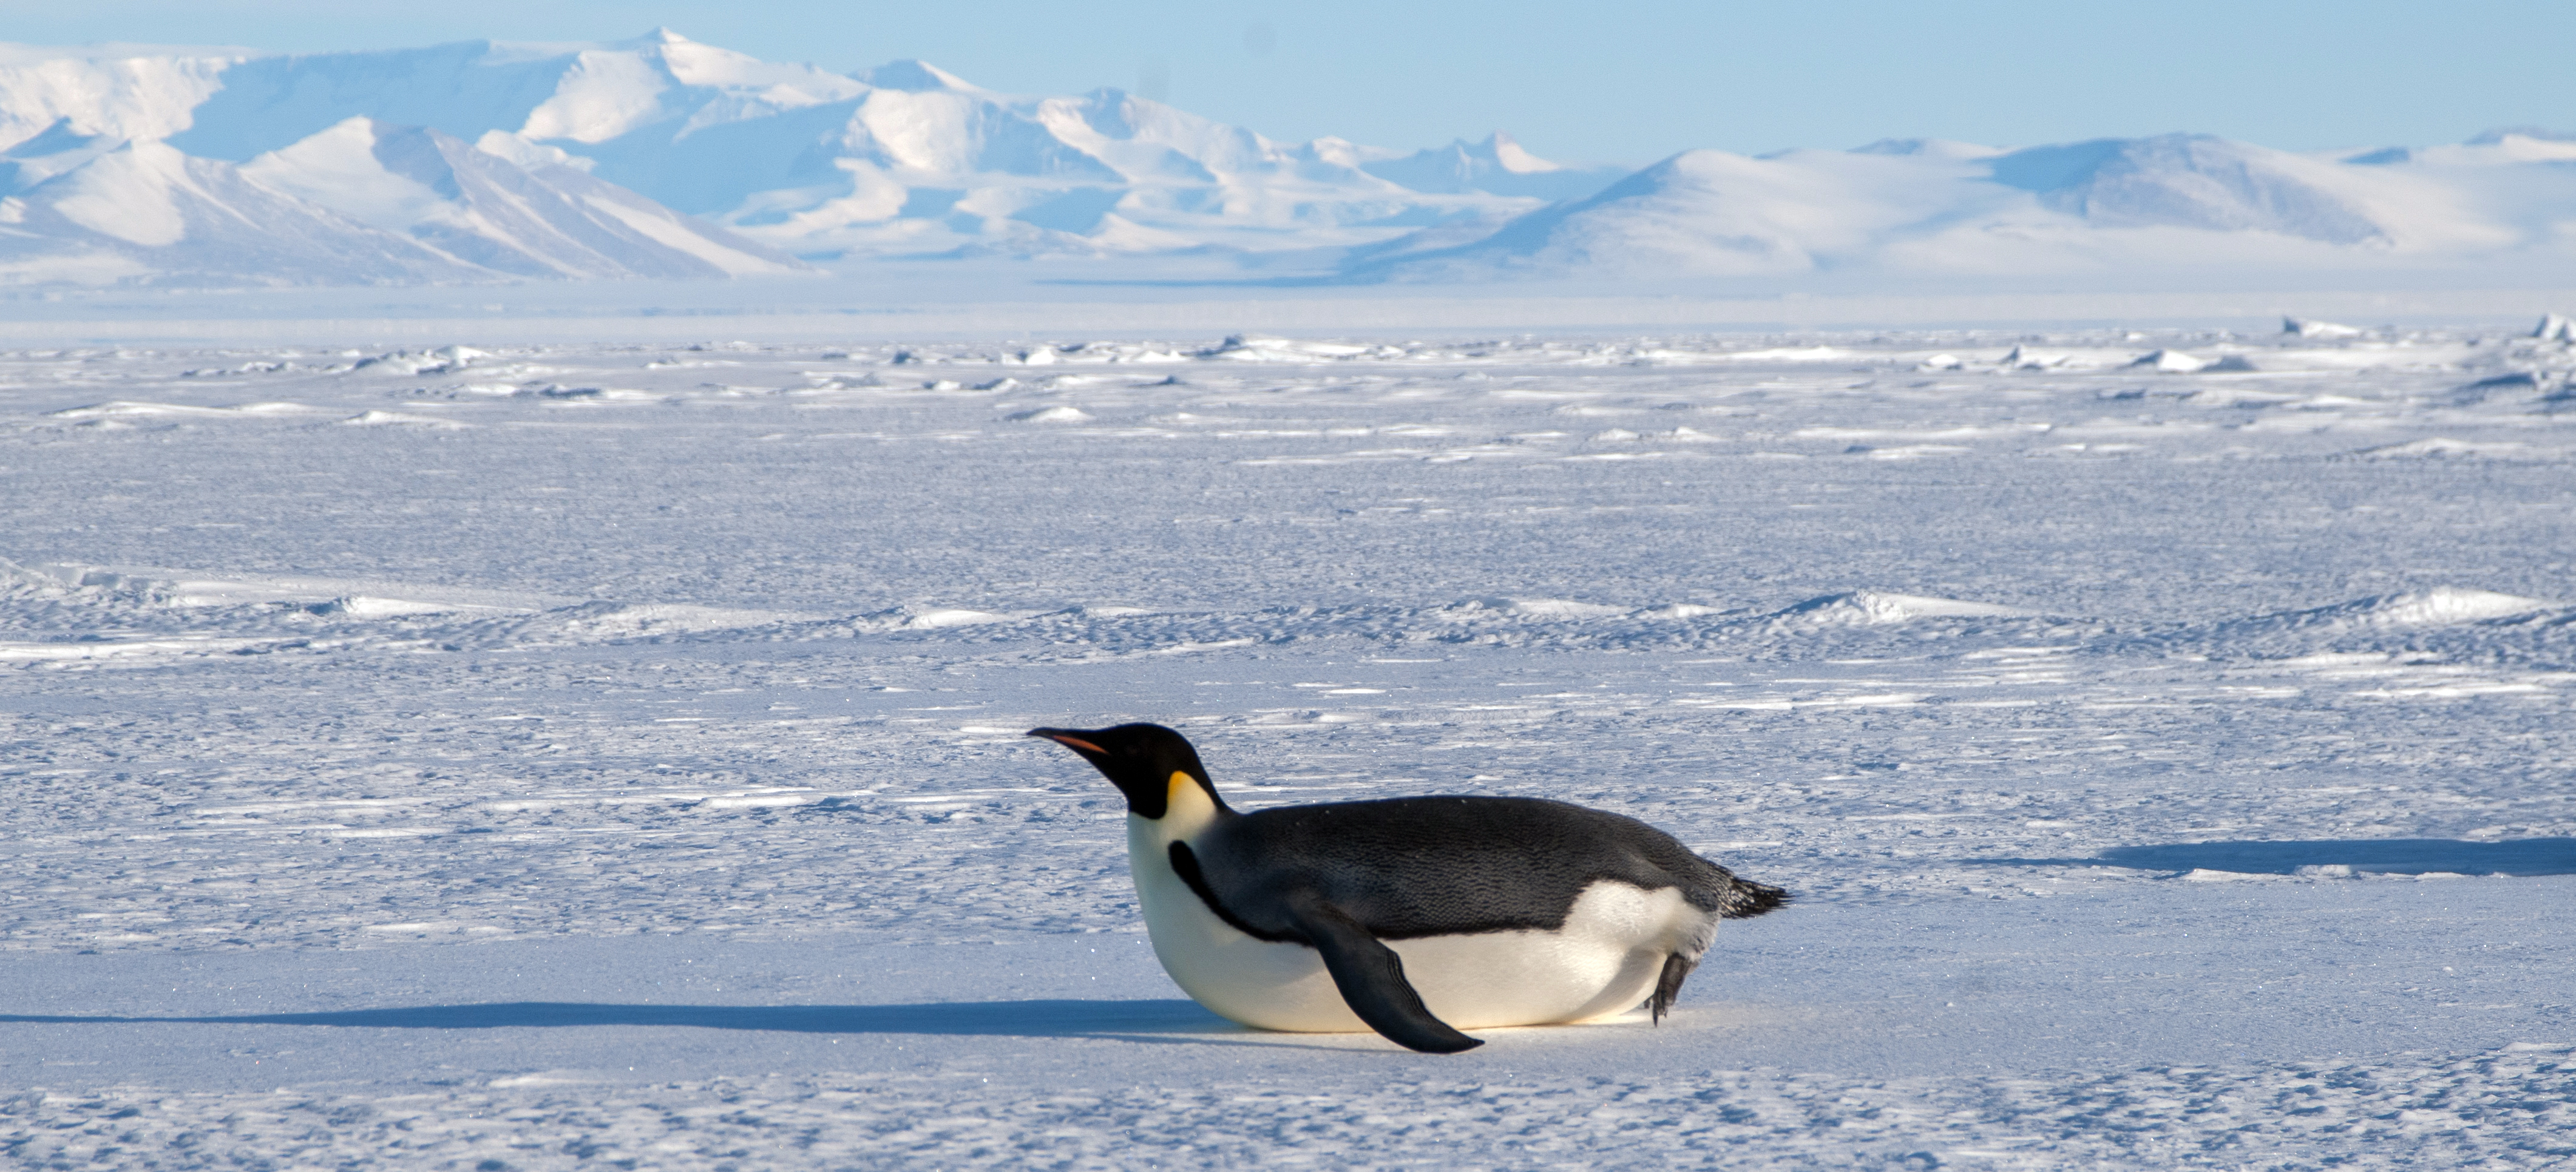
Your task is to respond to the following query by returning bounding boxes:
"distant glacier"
[0,29,2568,288]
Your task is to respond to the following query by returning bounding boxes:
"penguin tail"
[1718,876,1789,920]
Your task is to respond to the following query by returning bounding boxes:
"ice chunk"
[2449,371,2564,404]
[901,608,1006,629]
[2129,349,2208,373]
[2347,438,2538,459]
[342,410,467,427]
[1498,598,1625,618]
[2283,317,2363,339]
[1768,591,2030,626]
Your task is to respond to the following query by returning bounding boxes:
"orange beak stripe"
[1040,734,1107,754]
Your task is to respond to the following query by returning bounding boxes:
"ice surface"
[5,893,2573,1167]
[3,325,2574,1166]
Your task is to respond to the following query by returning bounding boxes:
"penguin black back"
[1185,796,1785,941]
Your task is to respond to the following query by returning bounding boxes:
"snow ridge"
[16,557,2566,668]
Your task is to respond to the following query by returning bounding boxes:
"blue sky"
[4,1,2566,164]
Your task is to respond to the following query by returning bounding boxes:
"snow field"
[4,889,2572,1170]
[2,323,2574,1167]
[10,1047,2575,1170]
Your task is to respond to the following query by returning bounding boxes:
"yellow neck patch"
[1153,770,1222,838]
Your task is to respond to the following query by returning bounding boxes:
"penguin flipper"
[1283,892,1482,1054]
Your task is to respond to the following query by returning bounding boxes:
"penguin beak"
[1027,729,1107,755]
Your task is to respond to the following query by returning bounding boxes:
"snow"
[2,320,2573,1164]
[1358,131,2572,282]
[5,899,2573,1166]
[2286,316,2365,339]
[1764,591,2033,626]
[0,136,499,285]
[1990,135,2397,243]
[572,185,806,277]
[2130,348,2209,373]
[1005,405,1092,422]
[39,139,188,245]
[0,50,239,146]
[6,33,2572,287]
[1359,132,1627,200]
[2246,587,2556,631]
[166,116,808,282]
[2351,436,2549,459]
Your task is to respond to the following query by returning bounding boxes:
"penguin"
[1028,722,1786,1053]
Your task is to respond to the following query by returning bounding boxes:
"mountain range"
[0,30,2569,288]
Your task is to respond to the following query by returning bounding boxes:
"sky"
[1,1,2568,165]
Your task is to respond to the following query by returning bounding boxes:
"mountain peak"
[3,116,109,160]
[1982,134,2389,245]
[1355,132,1619,200]
[1849,137,2002,160]
[1482,131,1559,175]
[2467,125,2574,146]
[0,31,2561,286]
[863,59,980,93]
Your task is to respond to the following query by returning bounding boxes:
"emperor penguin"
[1028,722,1786,1053]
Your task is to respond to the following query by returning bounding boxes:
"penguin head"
[1027,722,1229,819]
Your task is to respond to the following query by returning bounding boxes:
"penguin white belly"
[1129,817,1357,1031]
[1130,815,1712,1032]
[1393,882,1703,1029]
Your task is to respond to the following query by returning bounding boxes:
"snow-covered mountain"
[0,29,2570,288]
[238,118,802,279]
[0,30,1612,285]
[1356,132,2573,282]
[0,130,484,286]
[1359,132,1628,202]
[0,112,801,285]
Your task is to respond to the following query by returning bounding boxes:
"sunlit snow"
[0,32,2569,286]
[3,320,2573,1166]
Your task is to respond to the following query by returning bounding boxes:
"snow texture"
[2,323,2575,1167]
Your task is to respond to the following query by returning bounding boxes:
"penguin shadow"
[1983,837,2576,877]
[0,999,1379,1052]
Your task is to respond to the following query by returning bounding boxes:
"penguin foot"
[1650,952,1696,1023]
